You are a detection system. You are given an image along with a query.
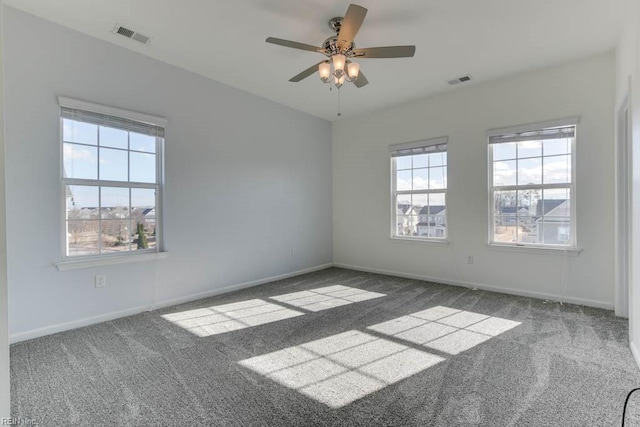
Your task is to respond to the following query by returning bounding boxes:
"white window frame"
[57,97,167,267]
[390,136,448,243]
[487,117,579,251]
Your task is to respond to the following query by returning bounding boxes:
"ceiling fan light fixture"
[267,3,416,91]
[332,53,346,73]
[319,62,331,82]
[347,62,360,79]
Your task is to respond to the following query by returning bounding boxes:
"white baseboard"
[631,341,640,370]
[9,263,333,344]
[9,304,151,344]
[333,263,614,310]
[152,263,334,310]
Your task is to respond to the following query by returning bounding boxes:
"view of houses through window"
[489,123,575,247]
[61,104,163,257]
[392,139,447,239]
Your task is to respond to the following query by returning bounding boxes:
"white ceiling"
[4,0,625,121]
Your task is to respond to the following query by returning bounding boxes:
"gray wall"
[333,52,615,308]
[0,0,10,417]
[3,7,332,341]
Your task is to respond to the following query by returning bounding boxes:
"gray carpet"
[10,267,640,426]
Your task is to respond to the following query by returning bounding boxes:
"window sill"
[389,236,450,246]
[486,243,582,256]
[55,251,168,271]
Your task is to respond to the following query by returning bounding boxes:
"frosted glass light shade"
[319,62,331,82]
[347,62,360,79]
[332,54,346,72]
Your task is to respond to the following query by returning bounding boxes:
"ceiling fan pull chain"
[337,88,342,117]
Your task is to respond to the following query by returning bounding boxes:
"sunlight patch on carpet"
[239,330,442,408]
[270,285,385,312]
[162,299,304,337]
[368,306,521,355]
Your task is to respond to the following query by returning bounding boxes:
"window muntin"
[61,105,164,258]
[489,123,575,248]
[391,140,447,240]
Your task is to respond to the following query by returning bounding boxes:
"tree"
[494,185,540,211]
[136,222,148,249]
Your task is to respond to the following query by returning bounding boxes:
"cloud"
[63,144,95,162]
[494,157,570,186]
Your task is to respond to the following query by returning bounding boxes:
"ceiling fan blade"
[266,37,325,54]
[337,4,368,52]
[353,71,368,88]
[289,61,326,82]
[352,46,416,58]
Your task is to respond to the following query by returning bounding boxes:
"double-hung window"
[488,118,577,248]
[391,137,448,240]
[60,97,166,258]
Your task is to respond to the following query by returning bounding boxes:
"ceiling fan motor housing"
[322,36,355,56]
[325,17,356,55]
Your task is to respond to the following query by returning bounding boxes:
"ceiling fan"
[266,4,416,89]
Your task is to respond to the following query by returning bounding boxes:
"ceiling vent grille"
[113,24,151,45]
[448,75,471,85]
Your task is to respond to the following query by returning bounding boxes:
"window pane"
[396,215,411,235]
[99,126,128,149]
[518,157,542,185]
[412,193,429,209]
[517,188,540,213]
[517,217,535,244]
[429,167,446,189]
[516,190,537,244]
[66,186,100,257]
[493,190,518,242]
[63,143,97,179]
[543,155,571,184]
[63,119,97,145]
[396,156,411,170]
[493,160,516,186]
[67,221,99,256]
[101,187,129,219]
[396,170,411,191]
[543,138,570,156]
[132,188,156,250]
[396,193,411,207]
[66,185,99,218]
[493,142,516,161]
[397,214,417,236]
[131,188,156,210]
[429,193,445,207]
[130,152,156,183]
[99,147,128,182]
[413,154,428,168]
[429,152,446,167]
[101,220,131,252]
[130,133,156,153]
[539,188,571,245]
[413,168,428,190]
[517,140,542,158]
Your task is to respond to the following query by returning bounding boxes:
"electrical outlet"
[95,275,106,288]
[467,255,474,265]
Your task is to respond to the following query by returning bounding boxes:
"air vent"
[448,75,472,85]
[113,24,151,45]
